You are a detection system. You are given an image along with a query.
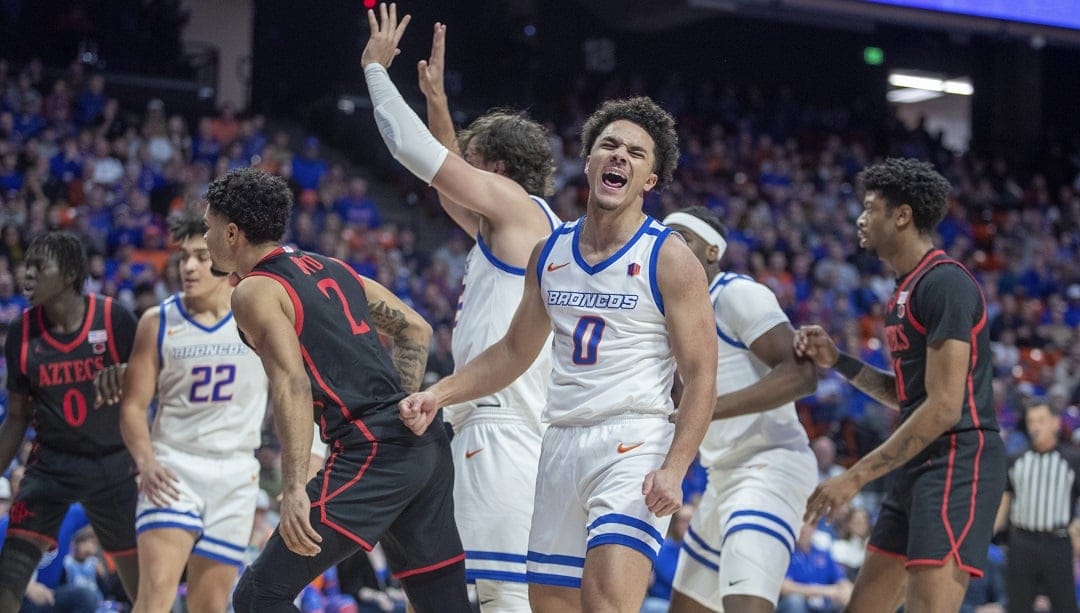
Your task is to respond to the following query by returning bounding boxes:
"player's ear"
[584,155,591,175]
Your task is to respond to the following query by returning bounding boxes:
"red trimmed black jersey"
[5,295,137,455]
[245,247,416,445]
[884,249,997,432]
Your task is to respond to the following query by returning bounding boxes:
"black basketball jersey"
[247,247,411,445]
[883,249,997,432]
[5,295,136,455]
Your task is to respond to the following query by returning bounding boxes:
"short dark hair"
[458,109,556,197]
[859,158,951,234]
[580,96,679,190]
[26,231,87,293]
[168,211,207,242]
[1023,398,1058,418]
[205,168,292,244]
[677,205,727,238]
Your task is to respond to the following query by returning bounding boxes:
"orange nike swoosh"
[465,448,484,459]
[546,262,570,272]
[617,442,644,454]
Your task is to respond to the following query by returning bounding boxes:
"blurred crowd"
[0,55,1077,611]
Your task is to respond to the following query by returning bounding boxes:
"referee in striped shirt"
[994,398,1080,613]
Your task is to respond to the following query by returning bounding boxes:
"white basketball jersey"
[698,273,809,467]
[153,295,268,454]
[537,216,675,426]
[446,196,559,431]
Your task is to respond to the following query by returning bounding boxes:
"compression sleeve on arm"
[364,63,449,185]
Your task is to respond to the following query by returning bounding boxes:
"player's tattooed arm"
[368,298,430,393]
[848,366,900,411]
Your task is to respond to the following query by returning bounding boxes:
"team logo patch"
[627,262,641,276]
[92,343,107,354]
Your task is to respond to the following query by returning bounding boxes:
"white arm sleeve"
[363,63,449,184]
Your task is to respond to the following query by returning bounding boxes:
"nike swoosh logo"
[465,448,484,459]
[729,578,748,586]
[546,262,570,272]
[617,442,644,454]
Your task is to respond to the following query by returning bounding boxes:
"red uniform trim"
[6,528,58,550]
[105,547,138,557]
[19,307,30,376]
[887,249,944,312]
[329,257,366,289]
[244,271,304,335]
[866,543,907,561]
[39,296,95,353]
[392,552,466,580]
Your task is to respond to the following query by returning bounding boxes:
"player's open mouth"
[601,170,627,189]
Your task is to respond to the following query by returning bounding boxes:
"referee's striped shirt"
[1006,443,1080,533]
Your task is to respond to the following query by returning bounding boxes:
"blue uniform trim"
[136,507,201,521]
[536,223,573,287]
[646,221,671,314]
[466,550,528,563]
[174,294,234,332]
[571,216,652,275]
[716,325,747,349]
[198,534,246,553]
[529,195,557,231]
[136,521,202,535]
[191,546,245,568]
[729,509,796,541]
[526,551,586,567]
[686,525,722,557]
[723,524,794,554]
[587,513,664,547]
[586,533,659,562]
[525,572,582,588]
[680,541,720,572]
[156,302,167,369]
[477,234,526,276]
[466,570,528,584]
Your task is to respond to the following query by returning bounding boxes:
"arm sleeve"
[715,280,790,346]
[5,313,29,395]
[912,265,983,345]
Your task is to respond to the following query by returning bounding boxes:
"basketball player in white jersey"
[661,207,818,613]
[96,213,269,612]
[362,11,558,610]
[395,70,717,613]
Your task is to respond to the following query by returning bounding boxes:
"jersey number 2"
[190,364,236,402]
[572,316,606,365]
[317,278,370,335]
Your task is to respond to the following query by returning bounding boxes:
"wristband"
[833,353,863,380]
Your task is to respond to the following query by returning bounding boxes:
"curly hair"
[168,211,207,242]
[26,231,87,293]
[458,109,556,197]
[580,96,679,190]
[860,158,951,234]
[205,168,293,244]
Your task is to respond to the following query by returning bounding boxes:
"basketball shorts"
[9,445,138,554]
[451,414,543,585]
[526,417,674,588]
[134,443,259,567]
[868,429,1006,577]
[674,446,816,610]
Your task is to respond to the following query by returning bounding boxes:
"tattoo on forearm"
[852,368,898,406]
[871,433,932,472]
[392,340,428,393]
[368,300,408,337]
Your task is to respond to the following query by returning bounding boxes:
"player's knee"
[474,579,530,612]
[400,560,471,613]
[0,537,45,599]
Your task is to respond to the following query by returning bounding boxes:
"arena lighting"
[886,88,943,103]
[887,72,974,95]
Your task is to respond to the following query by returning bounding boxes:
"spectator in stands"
[777,523,853,613]
[292,136,328,190]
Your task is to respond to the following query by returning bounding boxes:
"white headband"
[662,212,727,259]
